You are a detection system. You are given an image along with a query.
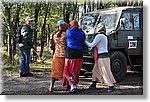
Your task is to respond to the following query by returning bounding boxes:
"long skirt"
[50,56,65,79]
[92,57,116,86]
[62,58,83,87]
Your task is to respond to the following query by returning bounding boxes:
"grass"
[2,65,18,72]
[30,59,52,72]
[1,46,52,73]
[2,59,52,73]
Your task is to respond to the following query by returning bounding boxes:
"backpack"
[15,26,23,43]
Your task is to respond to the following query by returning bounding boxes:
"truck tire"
[110,51,127,82]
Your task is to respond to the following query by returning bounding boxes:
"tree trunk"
[84,0,87,13]
[97,0,99,10]
[46,4,52,47]
[88,0,91,12]
[47,24,50,47]
[40,3,49,57]
[5,5,13,64]
[99,0,104,9]
[72,0,77,20]
[92,0,94,11]
[62,1,65,21]
[32,3,40,61]
[13,4,20,56]
[63,1,70,23]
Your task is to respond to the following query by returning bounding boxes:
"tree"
[40,2,50,57]
[72,0,78,20]
[13,4,21,56]
[3,2,13,64]
[1,0,143,66]
[32,3,41,61]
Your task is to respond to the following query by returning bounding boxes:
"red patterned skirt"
[62,58,83,86]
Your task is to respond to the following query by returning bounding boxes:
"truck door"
[117,10,143,56]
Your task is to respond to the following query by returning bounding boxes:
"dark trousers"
[19,49,31,75]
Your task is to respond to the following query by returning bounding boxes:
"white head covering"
[96,23,106,33]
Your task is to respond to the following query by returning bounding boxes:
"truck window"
[120,12,132,30]
[133,12,140,30]
[120,11,140,30]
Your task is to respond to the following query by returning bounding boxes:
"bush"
[1,49,19,72]
[13,54,20,65]
[1,51,9,65]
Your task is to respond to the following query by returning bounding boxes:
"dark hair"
[69,20,79,28]
[57,22,69,37]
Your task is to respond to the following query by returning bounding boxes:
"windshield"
[80,14,99,31]
[100,12,120,29]
[80,12,120,32]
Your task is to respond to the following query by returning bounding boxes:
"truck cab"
[79,6,143,82]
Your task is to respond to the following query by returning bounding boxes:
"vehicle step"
[83,62,94,65]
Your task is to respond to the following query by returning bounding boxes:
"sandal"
[48,87,54,92]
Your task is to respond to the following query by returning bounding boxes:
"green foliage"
[13,54,20,65]
[1,48,19,66]
[42,50,52,59]
[2,0,143,67]
[139,0,143,6]
[1,49,18,72]
[104,1,116,8]
[2,65,18,72]
[1,49,9,65]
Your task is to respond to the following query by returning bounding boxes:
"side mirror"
[119,18,126,29]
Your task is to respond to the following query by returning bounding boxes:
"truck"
[79,6,143,82]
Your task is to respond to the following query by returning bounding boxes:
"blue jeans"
[19,49,31,75]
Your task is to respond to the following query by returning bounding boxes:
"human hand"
[32,44,36,50]
[88,47,92,51]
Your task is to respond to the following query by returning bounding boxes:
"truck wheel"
[110,51,127,82]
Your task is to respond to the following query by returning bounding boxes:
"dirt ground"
[1,70,143,95]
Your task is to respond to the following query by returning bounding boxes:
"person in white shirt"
[85,23,116,92]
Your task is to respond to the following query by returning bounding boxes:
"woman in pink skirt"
[62,20,85,93]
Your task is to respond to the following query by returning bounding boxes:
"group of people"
[18,16,116,94]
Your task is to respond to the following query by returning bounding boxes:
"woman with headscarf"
[62,20,85,93]
[50,20,65,56]
[48,22,69,92]
[85,23,116,92]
